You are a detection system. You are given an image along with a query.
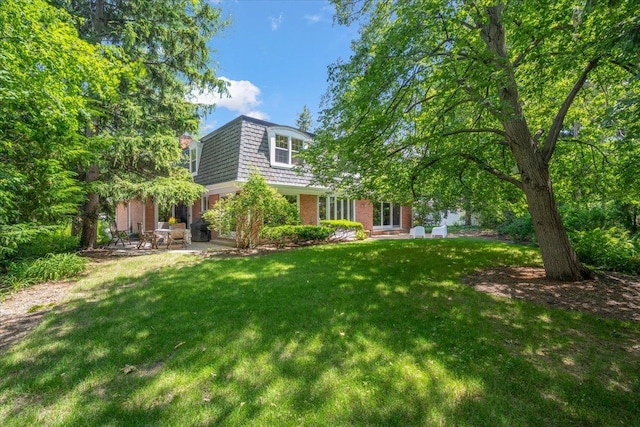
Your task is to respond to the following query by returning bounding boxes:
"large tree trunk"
[513,142,590,281]
[80,164,101,249]
[481,5,590,281]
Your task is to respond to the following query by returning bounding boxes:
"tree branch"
[512,37,544,68]
[542,58,600,163]
[442,127,508,140]
[458,153,523,189]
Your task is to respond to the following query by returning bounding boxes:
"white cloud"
[244,110,270,121]
[270,13,283,30]
[189,77,269,120]
[304,14,322,24]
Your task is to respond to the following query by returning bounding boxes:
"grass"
[1,238,638,426]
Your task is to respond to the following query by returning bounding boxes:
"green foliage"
[1,224,80,275]
[570,228,640,274]
[560,202,640,236]
[202,197,235,237]
[0,0,117,226]
[0,224,44,268]
[296,105,313,132]
[13,228,80,261]
[203,172,300,248]
[320,219,367,240]
[310,0,640,279]
[2,253,86,294]
[45,0,228,248]
[496,213,536,244]
[260,225,333,248]
[560,204,610,232]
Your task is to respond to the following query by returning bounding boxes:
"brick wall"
[402,205,413,231]
[191,197,202,222]
[144,198,155,231]
[115,203,128,231]
[299,194,317,225]
[355,199,374,232]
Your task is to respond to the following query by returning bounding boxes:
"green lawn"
[1,239,638,426]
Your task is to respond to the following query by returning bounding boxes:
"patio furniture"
[108,221,130,246]
[166,224,188,249]
[431,223,448,238]
[154,222,172,245]
[136,222,157,249]
[410,226,426,238]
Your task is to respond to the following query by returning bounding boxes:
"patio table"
[154,228,191,246]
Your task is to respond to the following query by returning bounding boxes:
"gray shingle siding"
[195,115,316,188]
[194,117,242,186]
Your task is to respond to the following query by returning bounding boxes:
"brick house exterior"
[117,115,412,236]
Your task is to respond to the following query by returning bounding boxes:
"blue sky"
[189,0,358,137]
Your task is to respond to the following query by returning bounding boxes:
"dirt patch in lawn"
[0,280,78,353]
[463,266,640,323]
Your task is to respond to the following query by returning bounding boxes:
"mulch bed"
[463,266,640,323]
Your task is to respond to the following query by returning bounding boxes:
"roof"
[194,115,317,188]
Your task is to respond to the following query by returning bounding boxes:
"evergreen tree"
[296,105,313,132]
[51,0,228,248]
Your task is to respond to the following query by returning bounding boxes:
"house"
[116,115,412,237]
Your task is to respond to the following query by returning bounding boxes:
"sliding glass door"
[373,202,401,229]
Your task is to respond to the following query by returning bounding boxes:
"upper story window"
[189,146,198,174]
[268,127,310,168]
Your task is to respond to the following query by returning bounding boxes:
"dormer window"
[268,127,310,168]
[189,145,198,174]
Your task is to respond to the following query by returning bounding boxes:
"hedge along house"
[116,115,412,236]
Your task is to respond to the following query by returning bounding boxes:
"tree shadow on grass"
[1,239,639,426]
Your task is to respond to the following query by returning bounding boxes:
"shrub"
[319,220,367,241]
[496,213,535,243]
[570,228,640,274]
[202,172,300,248]
[260,225,333,248]
[1,253,87,295]
[15,228,80,260]
[560,204,609,232]
[0,224,79,272]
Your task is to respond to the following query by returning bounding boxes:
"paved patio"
[97,232,442,256]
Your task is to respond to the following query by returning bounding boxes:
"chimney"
[179,134,193,149]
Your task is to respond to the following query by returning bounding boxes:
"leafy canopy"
[307,0,639,214]
[0,0,118,225]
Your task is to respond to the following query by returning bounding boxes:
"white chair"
[430,223,448,238]
[410,226,426,238]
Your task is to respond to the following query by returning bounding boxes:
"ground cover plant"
[1,239,639,426]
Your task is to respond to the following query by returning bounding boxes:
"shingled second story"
[192,115,318,190]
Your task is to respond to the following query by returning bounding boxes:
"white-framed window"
[189,145,198,174]
[201,195,209,212]
[268,127,310,168]
[318,196,355,221]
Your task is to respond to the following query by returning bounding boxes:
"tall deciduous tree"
[52,0,228,248]
[308,0,639,280]
[0,0,117,259]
